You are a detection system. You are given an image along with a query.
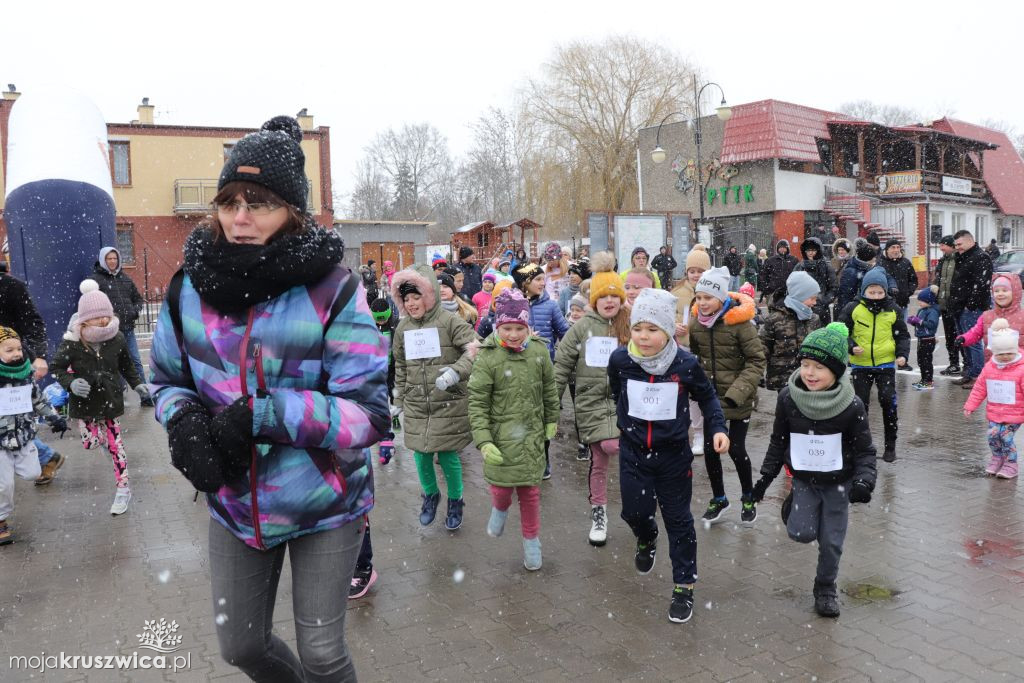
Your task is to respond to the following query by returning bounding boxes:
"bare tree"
[522,36,696,229]
[464,107,523,221]
[981,119,1024,158]
[838,100,921,126]
[346,158,393,220]
[366,123,451,221]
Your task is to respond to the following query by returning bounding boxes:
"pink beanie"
[739,282,756,298]
[494,288,531,328]
[78,280,115,323]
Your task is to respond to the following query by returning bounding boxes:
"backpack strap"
[164,268,197,392]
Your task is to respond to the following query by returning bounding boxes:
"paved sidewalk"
[1,362,1022,681]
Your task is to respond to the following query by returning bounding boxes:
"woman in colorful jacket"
[149,117,390,682]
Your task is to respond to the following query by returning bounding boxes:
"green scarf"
[0,358,32,381]
[786,370,855,420]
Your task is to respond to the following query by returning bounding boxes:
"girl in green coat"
[469,289,559,571]
[553,251,630,547]
[391,264,479,531]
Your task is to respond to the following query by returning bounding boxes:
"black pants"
[918,338,936,383]
[941,309,964,367]
[356,522,372,572]
[703,418,753,499]
[619,439,696,585]
[851,368,897,446]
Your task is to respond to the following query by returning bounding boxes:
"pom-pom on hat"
[989,318,1020,355]
[588,251,625,307]
[855,238,876,262]
[494,288,531,328]
[77,279,115,324]
[685,244,711,272]
[798,322,850,379]
[218,116,308,212]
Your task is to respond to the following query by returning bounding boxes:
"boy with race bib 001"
[750,322,876,618]
[607,288,729,624]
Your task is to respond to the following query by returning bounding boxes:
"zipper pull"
[252,341,261,360]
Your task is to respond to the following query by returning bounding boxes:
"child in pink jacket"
[957,274,1024,362]
[964,319,1023,479]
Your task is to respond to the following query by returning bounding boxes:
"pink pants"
[588,438,620,505]
[489,484,541,539]
[80,418,128,488]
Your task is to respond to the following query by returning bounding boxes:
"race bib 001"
[626,379,677,421]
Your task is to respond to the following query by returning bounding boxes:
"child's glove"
[954,335,965,348]
[481,443,503,466]
[70,378,91,398]
[134,384,151,401]
[906,315,922,327]
[750,475,772,503]
[46,414,68,436]
[545,423,558,440]
[435,367,460,391]
[209,396,254,475]
[167,403,227,493]
[848,480,872,504]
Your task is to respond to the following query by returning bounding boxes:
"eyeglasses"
[214,200,283,216]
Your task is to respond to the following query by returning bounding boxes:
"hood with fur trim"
[832,237,851,255]
[390,263,440,317]
[691,291,757,326]
[800,237,824,261]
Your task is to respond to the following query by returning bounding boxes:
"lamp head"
[651,146,667,164]
[716,98,732,121]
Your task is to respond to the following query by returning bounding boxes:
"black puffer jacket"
[53,332,143,419]
[761,380,877,487]
[879,254,918,308]
[760,240,798,299]
[0,275,48,360]
[949,244,993,315]
[90,249,145,331]
[794,237,836,314]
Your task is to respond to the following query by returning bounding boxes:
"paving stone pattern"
[1,343,1022,682]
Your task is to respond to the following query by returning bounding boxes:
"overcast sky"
[5,0,1021,207]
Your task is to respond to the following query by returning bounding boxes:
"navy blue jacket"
[911,305,940,338]
[608,346,726,451]
[836,260,897,312]
[529,290,569,358]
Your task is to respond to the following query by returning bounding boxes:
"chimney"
[137,97,154,125]
[296,107,313,131]
[3,83,20,101]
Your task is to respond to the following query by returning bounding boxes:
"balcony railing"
[858,170,989,201]
[173,179,218,215]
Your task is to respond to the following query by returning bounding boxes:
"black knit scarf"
[183,221,344,314]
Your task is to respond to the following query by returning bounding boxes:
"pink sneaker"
[986,455,1006,476]
[996,461,1018,479]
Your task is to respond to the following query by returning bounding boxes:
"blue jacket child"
[907,287,940,338]
[606,288,726,624]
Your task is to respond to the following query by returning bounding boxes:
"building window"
[930,211,943,231]
[110,141,131,186]
[976,215,987,243]
[116,224,136,266]
[951,212,965,232]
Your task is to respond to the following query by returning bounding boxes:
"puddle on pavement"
[842,582,902,601]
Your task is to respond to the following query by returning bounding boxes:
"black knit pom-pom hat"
[219,116,308,212]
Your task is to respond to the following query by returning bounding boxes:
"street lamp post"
[650,76,731,252]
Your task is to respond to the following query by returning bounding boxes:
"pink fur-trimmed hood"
[390,263,439,316]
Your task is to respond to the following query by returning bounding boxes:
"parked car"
[992,249,1024,284]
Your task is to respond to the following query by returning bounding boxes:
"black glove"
[953,335,965,349]
[209,396,254,476]
[750,476,772,503]
[848,480,872,504]
[45,414,68,436]
[167,403,227,493]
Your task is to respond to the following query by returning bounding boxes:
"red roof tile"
[930,118,1024,216]
[719,99,854,164]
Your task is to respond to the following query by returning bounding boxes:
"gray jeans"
[209,518,365,682]
[787,478,849,589]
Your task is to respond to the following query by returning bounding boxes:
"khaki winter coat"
[392,264,478,453]
[687,292,766,420]
[553,310,621,444]
[469,333,559,487]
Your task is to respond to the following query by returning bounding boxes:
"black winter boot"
[813,581,840,618]
[419,493,441,526]
[445,498,465,531]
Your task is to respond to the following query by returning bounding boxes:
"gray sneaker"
[110,486,131,515]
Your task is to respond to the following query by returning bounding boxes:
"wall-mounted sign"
[942,175,973,196]
[875,171,921,194]
[706,184,754,206]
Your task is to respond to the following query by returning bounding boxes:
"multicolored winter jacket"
[149,265,389,550]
